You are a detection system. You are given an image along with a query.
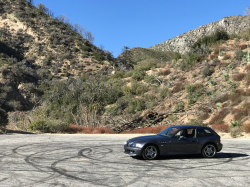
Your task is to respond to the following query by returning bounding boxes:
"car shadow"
[157,152,249,160]
[132,153,249,160]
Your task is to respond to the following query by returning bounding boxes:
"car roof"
[171,125,210,129]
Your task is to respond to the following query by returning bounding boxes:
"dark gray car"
[124,125,223,160]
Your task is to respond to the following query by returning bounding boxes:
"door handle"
[191,140,196,143]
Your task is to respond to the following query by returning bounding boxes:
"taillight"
[219,138,221,143]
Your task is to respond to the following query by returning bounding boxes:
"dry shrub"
[243,122,250,133]
[213,45,220,55]
[86,69,93,72]
[172,82,184,93]
[210,124,229,133]
[120,125,170,134]
[210,54,218,60]
[209,108,229,125]
[162,69,171,76]
[245,64,250,71]
[230,127,243,138]
[229,91,242,106]
[233,73,246,81]
[65,124,83,133]
[244,89,250,96]
[223,54,231,60]
[245,74,250,86]
[236,44,247,50]
[232,108,248,121]
[64,124,114,134]
[212,92,228,103]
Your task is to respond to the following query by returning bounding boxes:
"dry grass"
[232,108,248,121]
[210,124,229,133]
[120,125,170,134]
[243,123,250,133]
[245,64,250,71]
[162,69,171,76]
[64,124,114,134]
[209,108,230,125]
[172,82,184,93]
[233,73,246,81]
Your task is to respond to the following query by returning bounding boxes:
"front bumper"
[124,145,142,157]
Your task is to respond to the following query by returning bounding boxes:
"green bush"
[144,75,162,86]
[192,29,229,49]
[126,98,145,113]
[179,53,201,71]
[106,98,128,116]
[0,108,8,131]
[202,65,214,77]
[230,127,243,138]
[159,87,171,99]
[230,121,243,128]
[209,80,216,86]
[173,53,182,61]
[29,120,66,133]
[188,118,206,126]
[172,102,185,112]
[235,48,243,61]
[132,68,146,81]
[186,84,195,94]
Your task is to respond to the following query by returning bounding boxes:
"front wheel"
[202,144,217,158]
[142,145,158,160]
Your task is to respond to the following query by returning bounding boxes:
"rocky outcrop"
[150,15,250,54]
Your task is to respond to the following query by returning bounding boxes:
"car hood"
[128,135,169,143]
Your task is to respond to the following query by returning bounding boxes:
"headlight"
[135,143,143,148]
[128,142,143,148]
[124,141,127,145]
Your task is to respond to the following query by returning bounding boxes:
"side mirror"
[179,136,184,140]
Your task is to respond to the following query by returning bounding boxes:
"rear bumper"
[124,145,142,157]
[217,143,223,152]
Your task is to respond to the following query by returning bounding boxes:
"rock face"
[149,15,250,54]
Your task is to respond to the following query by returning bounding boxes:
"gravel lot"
[0,134,250,187]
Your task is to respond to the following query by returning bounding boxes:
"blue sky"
[33,0,250,57]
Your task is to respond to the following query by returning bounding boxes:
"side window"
[186,129,195,138]
[173,129,184,138]
[197,128,213,138]
[173,129,195,138]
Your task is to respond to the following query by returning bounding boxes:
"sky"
[33,0,250,57]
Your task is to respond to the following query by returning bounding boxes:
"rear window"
[197,128,213,138]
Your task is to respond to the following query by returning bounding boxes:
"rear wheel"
[142,145,158,160]
[202,144,217,158]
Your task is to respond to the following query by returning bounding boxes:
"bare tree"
[47,9,54,17]
[56,14,66,23]
[85,31,94,43]
[78,25,85,38]
[245,6,250,15]
[74,23,79,33]
[27,0,34,5]
[38,3,47,13]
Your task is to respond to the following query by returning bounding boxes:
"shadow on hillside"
[4,129,36,135]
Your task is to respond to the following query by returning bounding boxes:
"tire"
[202,144,217,158]
[142,145,158,160]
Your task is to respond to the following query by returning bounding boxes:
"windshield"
[158,127,180,137]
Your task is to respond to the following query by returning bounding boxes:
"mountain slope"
[0,0,114,112]
[150,15,250,54]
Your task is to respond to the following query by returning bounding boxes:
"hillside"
[1,0,250,136]
[0,0,115,112]
[150,15,250,54]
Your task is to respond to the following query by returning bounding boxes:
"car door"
[170,128,198,153]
